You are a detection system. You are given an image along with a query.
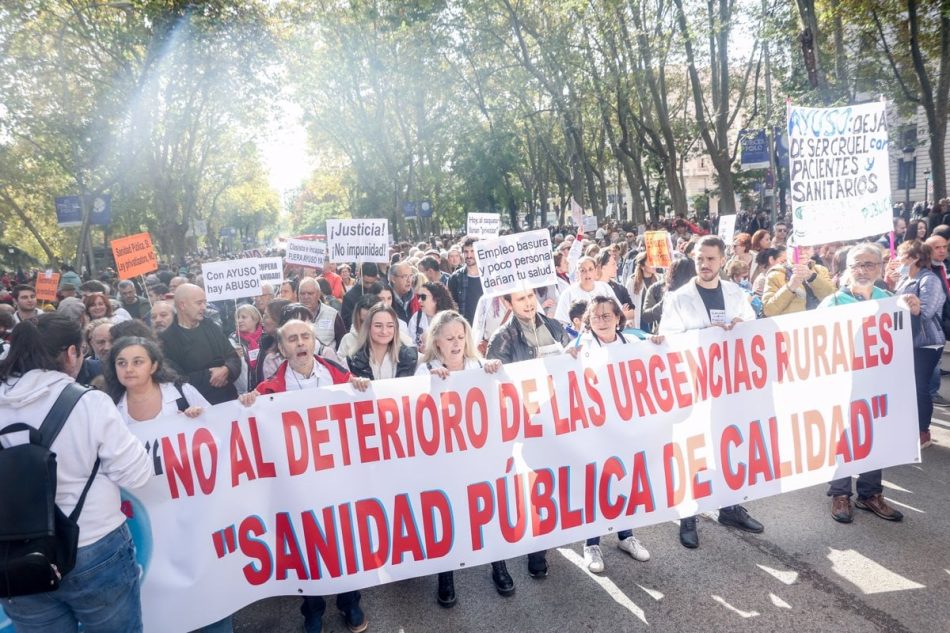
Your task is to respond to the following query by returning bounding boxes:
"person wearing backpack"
[0,313,152,633]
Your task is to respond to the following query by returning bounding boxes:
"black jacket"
[159,317,241,404]
[486,313,571,364]
[341,283,368,331]
[347,345,418,380]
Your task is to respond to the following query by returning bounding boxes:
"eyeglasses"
[849,261,880,271]
[590,313,617,322]
[418,294,429,301]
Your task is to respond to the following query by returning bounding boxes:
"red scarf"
[239,324,264,370]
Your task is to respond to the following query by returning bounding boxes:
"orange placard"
[111,232,158,280]
[644,231,672,269]
[35,272,60,302]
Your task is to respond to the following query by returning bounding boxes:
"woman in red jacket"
[239,319,370,633]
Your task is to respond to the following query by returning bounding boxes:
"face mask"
[899,264,911,277]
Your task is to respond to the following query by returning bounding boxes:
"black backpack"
[0,382,97,597]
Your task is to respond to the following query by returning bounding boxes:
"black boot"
[437,571,457,608]
[491,561,515,596]
[527,551,548,578]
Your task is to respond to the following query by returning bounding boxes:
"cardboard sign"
[787,101,893,245]
[326,219,389,263]
[644,231,672,269]
[111,233,158,280]
[570,198,584,231]
[717,214,737,243]
[284,238,326,268]
[35,271,60,302]
[583,216,598,233]
[467,213,501,239]
[474,229,556,297]
[127,297,917,633]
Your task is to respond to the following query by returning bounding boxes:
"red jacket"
[256,355,351,394]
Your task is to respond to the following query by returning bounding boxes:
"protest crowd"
[0,196,945,633]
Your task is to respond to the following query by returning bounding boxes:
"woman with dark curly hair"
[103,336,210,423]
[406,282,456,350]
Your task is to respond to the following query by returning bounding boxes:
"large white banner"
[326,219,389,263]
[473,229,557,297]
[787,101,893,246]
[126,298,917,632]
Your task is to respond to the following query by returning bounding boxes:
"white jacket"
[0,370,151,547]
[658,279,756,335]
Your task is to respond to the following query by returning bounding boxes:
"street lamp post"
[902,145,915,217]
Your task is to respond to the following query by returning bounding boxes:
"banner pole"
[141,275,153,307]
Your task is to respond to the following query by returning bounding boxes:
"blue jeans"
[930,362,941,398]
[915,347,942,432]
[3,524,141,633]
[587,530,633,546]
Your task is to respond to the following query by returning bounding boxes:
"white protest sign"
[326,219,389,263]
[202,259,261,301]
[256,257,283,290]
[285,238,326,268]
[567,237,583,275]
[474,229,557,297]
[717,214,737,243]
[467,213,501,239]
[583,215,598,233]
[787,101,893,245]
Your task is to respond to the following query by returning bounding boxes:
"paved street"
[230,372,950,633]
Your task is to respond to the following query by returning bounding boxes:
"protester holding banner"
[485,287,572,583]
[554,256,620,325]
[819,243,908,523]
[347,304,418,380]
[568,296,651,572]
[414,310,503,607]
[237,318,370,633]
[657,235,764,548]
[639,257,696,334]
[159,284,240,405]
[0,313,152,633]
[406,282,456,350]
[761,244,834,317]
[104,336,210,423]
[892,240,946,449]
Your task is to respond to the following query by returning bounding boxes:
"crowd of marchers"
[0,208,945,633]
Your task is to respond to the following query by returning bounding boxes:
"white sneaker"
[583,544,605,573]
[618,535,650,561]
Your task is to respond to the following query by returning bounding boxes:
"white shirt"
[415,357,483,375]
[0,370,151,547]
[284,362,334,391]
[118,382,212,425]
[554,281,620,325]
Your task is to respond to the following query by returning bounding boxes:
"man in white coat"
[658,235,764,549]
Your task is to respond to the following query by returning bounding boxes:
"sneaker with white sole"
[583,544,605,573]
[617,535,650,562]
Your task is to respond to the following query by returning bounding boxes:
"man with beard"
[448,237,483,325]
[658,235,764,548]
